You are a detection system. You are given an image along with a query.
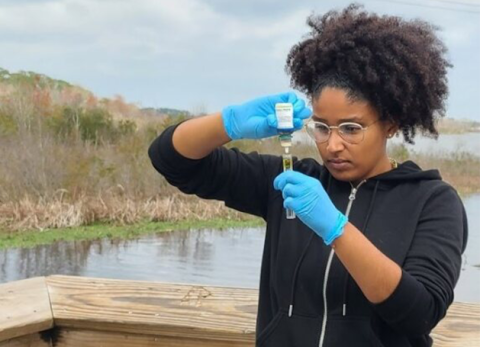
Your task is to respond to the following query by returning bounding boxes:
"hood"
[372,160,441,182]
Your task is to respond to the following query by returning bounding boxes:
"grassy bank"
[0,218,265,250]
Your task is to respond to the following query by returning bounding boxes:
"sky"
[0,0,479,120]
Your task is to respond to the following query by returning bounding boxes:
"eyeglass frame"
[305,119,381,144]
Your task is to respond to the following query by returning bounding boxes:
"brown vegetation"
[0,69,478,232]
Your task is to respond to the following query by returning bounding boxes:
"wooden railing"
[0,276,478,346]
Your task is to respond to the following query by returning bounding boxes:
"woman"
[148,4,467,346]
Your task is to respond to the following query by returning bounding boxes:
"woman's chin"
[327,167,362,183]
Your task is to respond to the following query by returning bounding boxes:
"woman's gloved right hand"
[221,92,312,140]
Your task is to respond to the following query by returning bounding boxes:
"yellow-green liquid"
[282,153,296,219]
[282,155,292,171]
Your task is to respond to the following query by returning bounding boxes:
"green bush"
[47,107,80,139]
[117,119,137,137]
[47,106,137,144]
[79,108,115,143]
[388,143,410,162]
[0,112,17,135]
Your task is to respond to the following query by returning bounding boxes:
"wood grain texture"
[0,332,51,347]
[2,275,478,346]
[46,275,257,343]
[54,328,252,347]
[431,302,480,347]
[0,278,54,342]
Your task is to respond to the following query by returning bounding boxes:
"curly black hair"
[285,3,452,143]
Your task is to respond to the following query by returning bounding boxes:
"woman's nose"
[326,129,345,153]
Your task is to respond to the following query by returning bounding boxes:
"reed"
[0,194,256,232]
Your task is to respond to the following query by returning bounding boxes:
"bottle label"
[275,103,294,131]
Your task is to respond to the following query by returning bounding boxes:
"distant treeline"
[142,107,191,117]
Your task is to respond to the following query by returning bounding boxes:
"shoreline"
[1,187,479,250]
[0,218,265,250]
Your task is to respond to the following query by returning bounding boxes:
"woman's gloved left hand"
[221,92,311,140]
[273,170,348,245]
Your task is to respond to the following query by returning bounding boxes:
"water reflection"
[0,228,265,288]
[1,195,479,301]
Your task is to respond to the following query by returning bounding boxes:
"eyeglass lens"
[307,122,364,144]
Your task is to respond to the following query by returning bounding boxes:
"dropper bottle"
[275,103,296,220]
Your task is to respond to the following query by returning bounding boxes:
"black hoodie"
[148,125,468,347]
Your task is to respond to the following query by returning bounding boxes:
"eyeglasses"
[305,119,379,144]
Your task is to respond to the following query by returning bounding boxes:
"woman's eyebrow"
[312,114,364,122]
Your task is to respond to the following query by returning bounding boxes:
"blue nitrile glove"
[273,170,348,245]
[221,92,312,140]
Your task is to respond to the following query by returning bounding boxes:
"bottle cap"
[279,133,293,147]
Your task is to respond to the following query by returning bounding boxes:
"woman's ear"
[385,122,399,138]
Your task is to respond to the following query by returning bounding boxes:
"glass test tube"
[282,148,296,220]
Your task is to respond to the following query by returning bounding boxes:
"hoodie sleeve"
[148,124,281,219]
[372,184,468,337]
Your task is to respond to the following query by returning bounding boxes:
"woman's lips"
[327,160,351,170]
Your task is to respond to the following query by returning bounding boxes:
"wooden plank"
[46,275,257,343]
[1,275,477,346]
[0,333,51,347]
[0,278,54,343]
[54,328,252,347]
[432,302,480,347]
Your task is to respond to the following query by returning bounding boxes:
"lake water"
[389,132,480,157]
[1,194,479,302]
[293,131,480,157]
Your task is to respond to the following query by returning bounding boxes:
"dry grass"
[411,152,480,197]
[0,194,249,232]
[1,130,478,233]
[436,117,480,134]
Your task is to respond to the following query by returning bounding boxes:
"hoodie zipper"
[318,180,366,347]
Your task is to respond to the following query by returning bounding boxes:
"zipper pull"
[349,188,357,201]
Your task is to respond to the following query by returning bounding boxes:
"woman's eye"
[315,125,330,134]
[341,124,362,134]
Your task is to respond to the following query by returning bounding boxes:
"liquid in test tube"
[282,151,296,220]
[276,103,296,220]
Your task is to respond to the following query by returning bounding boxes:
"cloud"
[0,0,478,119]
[0,0,307,64]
